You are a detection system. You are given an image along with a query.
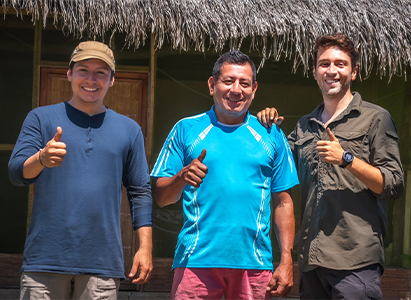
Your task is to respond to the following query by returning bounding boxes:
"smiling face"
[314,46,358,101]
[208,62,258,125]
[67,58,114,114]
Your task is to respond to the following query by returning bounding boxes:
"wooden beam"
[0,144,15,151]
[1,254,410,297]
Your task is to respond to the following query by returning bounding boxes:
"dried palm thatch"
[2,0,411,79]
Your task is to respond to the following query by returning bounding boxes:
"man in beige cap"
[9,41,153,299]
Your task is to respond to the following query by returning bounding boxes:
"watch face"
[343,151,354,162]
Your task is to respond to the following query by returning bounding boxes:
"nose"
[327,63,337,74]
[230,80,241,94]
[85,72,97,82]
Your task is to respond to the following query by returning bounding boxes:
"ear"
[313,66,317,80]
[110,76,115,87]
[67,69,72,82]
[351,66,358,81]
[252,81,258,99]
[208,76,215,96]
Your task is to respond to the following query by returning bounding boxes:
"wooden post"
[27,19,42,233]
[404,169,411,257]
[32,20,42,108]
[392,68,411,267]
[145,32,157,168]
[400,70,411,265]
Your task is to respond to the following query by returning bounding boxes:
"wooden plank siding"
[1,254,410,299]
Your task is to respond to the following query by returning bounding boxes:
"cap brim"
[70,53,115,72]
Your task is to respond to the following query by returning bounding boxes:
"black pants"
[299,264,382,300]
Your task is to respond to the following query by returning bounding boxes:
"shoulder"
[30,102,65,116]
[247,115,288,144]
[104,110,143,143]
[297,102,322,126]
[358,93,388,111]
[176,112,208,127]
[290,103,323,137]
[106,109,142,129]
[24,103,66,125]
[357,98,397,131]
[359,99,391,117]
[247,115,275,135]
[169,112,210,135]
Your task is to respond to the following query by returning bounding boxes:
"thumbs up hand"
[40,126,67,168]
[53,126,63,142]
[181,149,208,188]
[316,128,344,165]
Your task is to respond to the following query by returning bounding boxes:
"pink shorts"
[170,267,273,299]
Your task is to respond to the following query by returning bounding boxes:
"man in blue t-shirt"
[9,41,153,299]
[151,50,299,299]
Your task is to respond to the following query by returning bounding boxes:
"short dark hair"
[212,50,257,83]
[313,33,360,70]
[69,61,115,80]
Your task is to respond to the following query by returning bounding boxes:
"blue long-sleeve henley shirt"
[9,102,153,278]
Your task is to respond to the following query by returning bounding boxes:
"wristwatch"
[340,150,354,168]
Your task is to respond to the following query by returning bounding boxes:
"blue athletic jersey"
[151,107,299,270]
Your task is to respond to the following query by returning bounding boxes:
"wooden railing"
[1,254,410,299]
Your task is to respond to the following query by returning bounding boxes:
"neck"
[322,90,353,126]
[68,99,107,116]
[213,107,247,125]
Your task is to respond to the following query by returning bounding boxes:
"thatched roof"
[2,0,411,79]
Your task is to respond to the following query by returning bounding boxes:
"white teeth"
[326,80,338,83]
[83,87,97,92]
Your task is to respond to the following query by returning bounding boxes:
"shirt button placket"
[86,127,93,155]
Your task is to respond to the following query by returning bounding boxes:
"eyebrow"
[219,76,252,82]
[318,59,349,65]
[75,64,110,71]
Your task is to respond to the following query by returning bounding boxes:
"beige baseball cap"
[69,41,115,72]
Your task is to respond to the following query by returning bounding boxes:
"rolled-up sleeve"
[123,129,153,230]
[370,111,404,200]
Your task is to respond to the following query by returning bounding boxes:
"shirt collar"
[208,105,250,128]
[308,92,362,125]
[65,101,106,128]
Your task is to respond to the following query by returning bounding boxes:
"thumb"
[267,276,278,291]
[197,149,207,163]
[53,126,62,142]
[128,263,138,278]
[327,128,337,141]
[275,116,284,126]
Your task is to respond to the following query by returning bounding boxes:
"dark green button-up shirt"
[288,92,404,272]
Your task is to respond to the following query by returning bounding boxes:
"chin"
[325,89,342,97]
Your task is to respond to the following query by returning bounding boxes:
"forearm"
[22,149,45,179]
[155,173,187,207]
[129,226,153,284]
[272,190,295,265]
[347,157,384,195]
[137,226,153,251]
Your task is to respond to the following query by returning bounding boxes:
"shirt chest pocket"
[294,134,317,167]
[334,130,368,159]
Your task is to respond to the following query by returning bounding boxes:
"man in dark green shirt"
[258,33,404,299]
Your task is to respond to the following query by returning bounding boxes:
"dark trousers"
[299,264,382,300]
